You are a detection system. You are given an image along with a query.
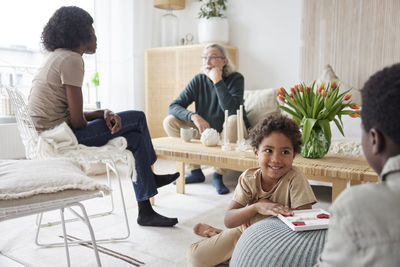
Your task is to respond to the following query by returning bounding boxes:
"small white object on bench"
[200,128,219,147]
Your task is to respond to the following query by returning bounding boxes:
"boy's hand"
[255,201,294,217]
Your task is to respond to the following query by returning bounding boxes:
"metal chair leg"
[35,164,131,244]
[105,160,130,240]
[75,202,102,267]
[34,203,102,266]
[35,160,130,242]
[36,164,115,228]
[60,208,71,267]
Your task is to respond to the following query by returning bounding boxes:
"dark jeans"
[72,110,157,201]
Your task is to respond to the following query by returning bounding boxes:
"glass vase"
[301,127,330,158]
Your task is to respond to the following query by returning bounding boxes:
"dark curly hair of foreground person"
[41,6,93,51]
[250,113,302,154]
[361,62,400,146]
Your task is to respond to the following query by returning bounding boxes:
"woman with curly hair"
[28,6,179,227]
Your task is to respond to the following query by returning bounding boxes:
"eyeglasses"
[201,56,225,62]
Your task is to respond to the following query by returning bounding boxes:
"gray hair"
[202,43,235,77]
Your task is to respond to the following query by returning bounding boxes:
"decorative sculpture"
[201,128,219,147]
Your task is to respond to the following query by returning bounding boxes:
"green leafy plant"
[198,0,227,19]
[278,81,360,149]
[91,72,99,87]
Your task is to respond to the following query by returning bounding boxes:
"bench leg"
[176,162,185,194]
[331,179,347,202]
[350,180,362,186]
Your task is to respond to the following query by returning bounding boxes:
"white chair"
[5,86,131,242]
[0,189,104,267]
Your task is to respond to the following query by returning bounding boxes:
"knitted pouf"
[230,217,327,267]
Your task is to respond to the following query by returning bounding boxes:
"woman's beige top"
[28,48,84,132]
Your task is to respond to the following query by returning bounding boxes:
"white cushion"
[244,88,280,127]
[318,64,362,104]
[0,159,110,200]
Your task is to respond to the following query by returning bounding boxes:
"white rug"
[0,160,331,267]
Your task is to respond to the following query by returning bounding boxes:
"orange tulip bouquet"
[278,80,360,158]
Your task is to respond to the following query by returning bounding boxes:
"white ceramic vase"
[198,17,229,44]
[160,12,179,46]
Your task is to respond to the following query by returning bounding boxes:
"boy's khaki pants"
[187,226,244,267]
[163,115,248,175]
[187,214,268,267]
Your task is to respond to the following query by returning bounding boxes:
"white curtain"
[94,0,153,112]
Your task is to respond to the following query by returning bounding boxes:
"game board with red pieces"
[316,213,330,219]
[277,209,330,231]
[292,221,306,226]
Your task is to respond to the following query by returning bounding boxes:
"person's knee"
[163,115,181,136]
[134,110,146,120]
[118,110,146,122]
[187,243,206,267]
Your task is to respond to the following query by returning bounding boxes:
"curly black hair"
[41,6,93,51]
[249,113,302,154]
[361,63,400,145]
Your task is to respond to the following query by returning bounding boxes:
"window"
[0,0,96,107]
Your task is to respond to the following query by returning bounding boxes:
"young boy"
[187,114,317,267]
[316,63,400,266]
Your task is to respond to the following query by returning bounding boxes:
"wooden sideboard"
[145,44,238,138]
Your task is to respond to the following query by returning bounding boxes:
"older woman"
[163,43,250,194]
[28,6,179,227]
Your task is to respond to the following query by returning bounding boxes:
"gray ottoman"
[230,217,327,267]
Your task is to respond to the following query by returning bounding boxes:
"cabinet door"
[145,48,177,138]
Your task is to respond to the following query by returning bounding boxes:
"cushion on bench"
[0,159,110,200]
[244,88,279,128]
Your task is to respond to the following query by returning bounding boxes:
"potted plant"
[198,0,229,44]
[278,81,360,158]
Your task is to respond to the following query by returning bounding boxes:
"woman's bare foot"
[193,223,222,237]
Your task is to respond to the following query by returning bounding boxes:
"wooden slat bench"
[152,137,378,202]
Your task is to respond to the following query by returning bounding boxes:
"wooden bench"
[152,137,378,202]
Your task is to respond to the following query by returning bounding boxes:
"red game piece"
[317,213,330,219]
[292,221,306,226]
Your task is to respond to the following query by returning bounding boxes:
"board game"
[277,208,330,231]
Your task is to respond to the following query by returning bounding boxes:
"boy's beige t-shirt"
[28,48,84,131]
[233,166,317,223]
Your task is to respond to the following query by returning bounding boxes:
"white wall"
[152,0,302,91]
[115,0,358,141]
[150,0,361,141]
[116,0,302,111]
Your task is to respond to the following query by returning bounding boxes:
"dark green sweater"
[168,72,250,132]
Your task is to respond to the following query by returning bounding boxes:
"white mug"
[180,127,197,142]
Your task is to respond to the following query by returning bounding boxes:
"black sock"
[137,200,178,227]
[154,172,180,188]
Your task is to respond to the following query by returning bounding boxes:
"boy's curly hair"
[249,113,302,154]
[41,6,93,51]
[361,63,400,145]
